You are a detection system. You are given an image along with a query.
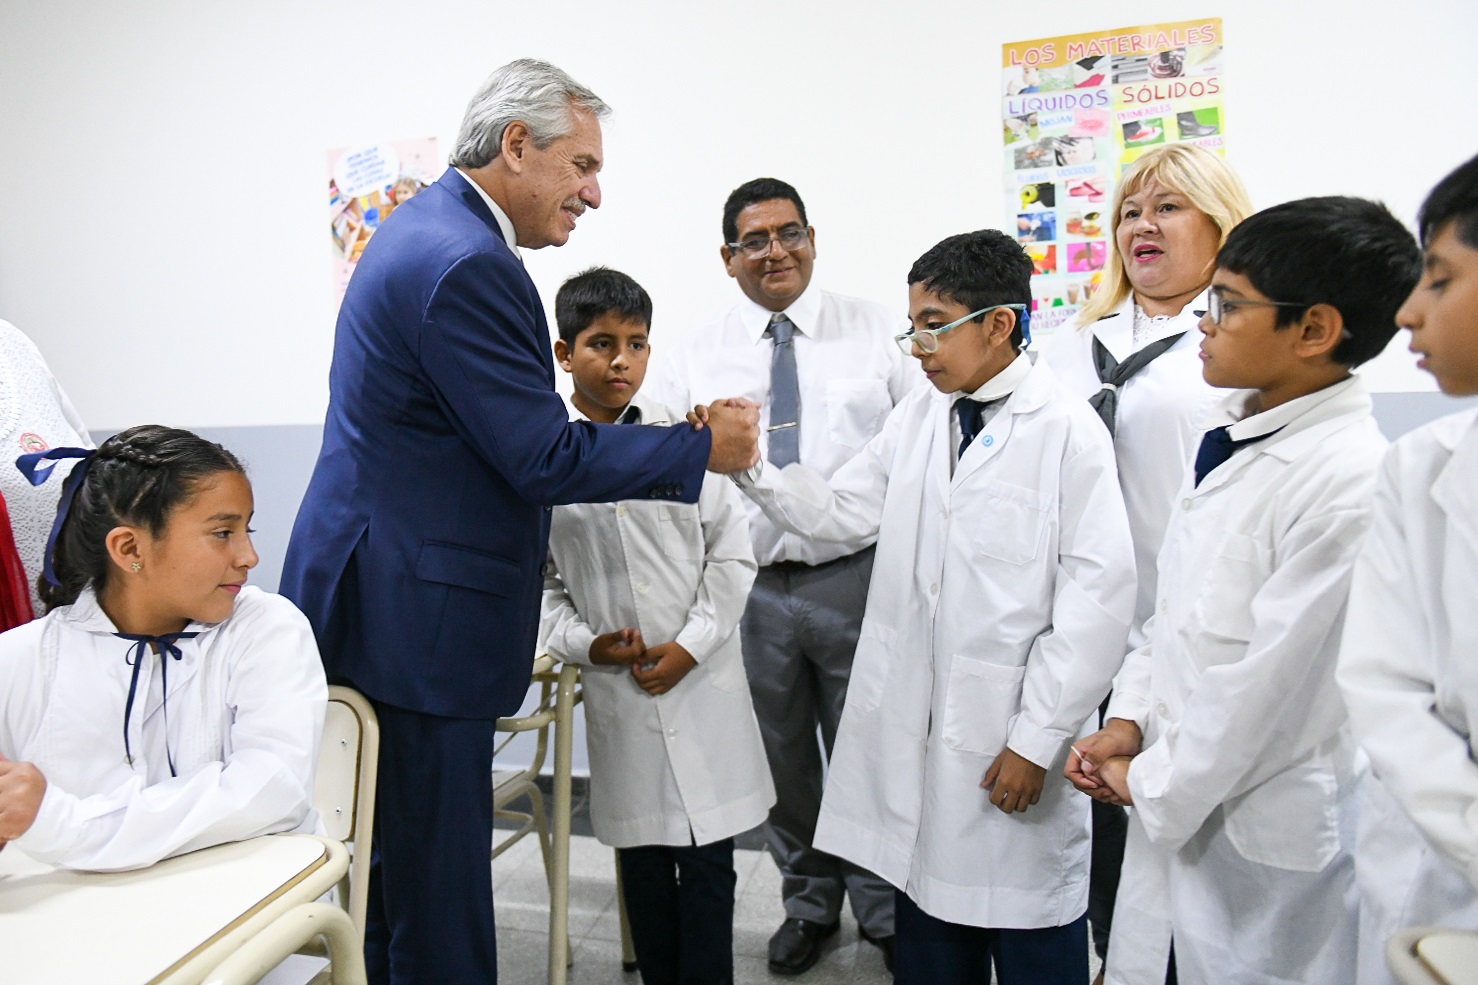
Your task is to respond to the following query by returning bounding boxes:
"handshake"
[692,397,764,474]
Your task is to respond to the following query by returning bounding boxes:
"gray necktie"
[767,313,800,468]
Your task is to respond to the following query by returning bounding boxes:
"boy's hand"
[589,628,646,667]
[1065,718,1143,798]
[981,747,1046,815]
[0,755,46,841]
[1096,756,1134,806]
[631,642,697,696]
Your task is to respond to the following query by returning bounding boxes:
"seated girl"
[0,425,326,871]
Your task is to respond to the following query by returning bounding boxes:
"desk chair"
[201,903,367,985]
[313,686,380,939]
[1388,927,1478,985]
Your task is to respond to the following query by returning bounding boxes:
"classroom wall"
[11,0,1478,772]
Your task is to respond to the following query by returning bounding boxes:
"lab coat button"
[636,582,648,594]
[1159,599,1168,614]
[617,505,627,517]
[666,728,677,738]
[1157,701,1171,718]
[1181,498,1193,511]
[929,583,939,595]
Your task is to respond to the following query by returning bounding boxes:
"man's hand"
[631,642,697,696]
[589,628,646,667]
[703,399,761,473]
[981,747,1046,815]
[0,755,46,841]
[1065,718,1142,802]
[1096,756,1134,807]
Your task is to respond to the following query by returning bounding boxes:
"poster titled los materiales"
[1003,18,1225,337]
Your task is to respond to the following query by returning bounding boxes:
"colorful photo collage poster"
[1002,18,1225,337]
[328,137,440,303]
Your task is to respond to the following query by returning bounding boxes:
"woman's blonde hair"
[1077,144,1254,325]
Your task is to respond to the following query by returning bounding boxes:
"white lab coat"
[1105,376,1383,985]
[1337,408,1478,985]
[0,586,326,872]
[1042,294,1218,651]
[540,393,774,849]
[739,355,1136,928]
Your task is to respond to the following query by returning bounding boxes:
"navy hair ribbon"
[15,447,96,588]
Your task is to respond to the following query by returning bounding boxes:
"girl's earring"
[131,562,142,572]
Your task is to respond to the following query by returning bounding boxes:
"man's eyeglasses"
[1206,291,1310,326]
[895,304,1027,355]
[727,226,811,260]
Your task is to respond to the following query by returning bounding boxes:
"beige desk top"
[0,834,345,985]
[1417,931,1478,985]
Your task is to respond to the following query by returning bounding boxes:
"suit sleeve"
[1008,439,1136,769]
[419,251,710,505]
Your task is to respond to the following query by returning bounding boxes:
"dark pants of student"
[740,546,894,937]
[893,889,1089,985]
[1088,799,1129,959]
[618,839,738,985]
[363,701,499,985]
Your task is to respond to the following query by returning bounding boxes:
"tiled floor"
[493,831,893,984]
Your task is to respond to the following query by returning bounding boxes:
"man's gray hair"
[449,59,610,169]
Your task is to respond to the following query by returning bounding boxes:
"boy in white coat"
[1338,154,1478,985]
[539,268,774,985]
[1068,197,1423,985]
[707,230,1137,984]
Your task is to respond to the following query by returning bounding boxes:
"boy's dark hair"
[907,230,1034,348]
[1418,153,1478,249]
[554,266,653,344]
[43,425,245,612]
[1216,196,1422,367]
[722,178,808,245]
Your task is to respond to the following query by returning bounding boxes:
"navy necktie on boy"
[767,313,800,468]
[1193,425,1285,487]
[1088,332,1186,436]
[957,398,987,458]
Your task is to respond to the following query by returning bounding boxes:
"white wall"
[2,0,1474,429]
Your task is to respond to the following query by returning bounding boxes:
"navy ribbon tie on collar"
[115,632,198,777]
[16,446,96,587]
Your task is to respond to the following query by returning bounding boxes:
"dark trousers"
[364,700,499,985]
[618,839,737,985]
[1088,799,1128,960]
[894,889,1088,985]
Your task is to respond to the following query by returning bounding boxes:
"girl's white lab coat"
[0,587,326,871]
[1106,376,1383,985]
[540,393,774,849]
[1338,409,1478,985]
[740,355,1136,928]
[1043,294,1218,651]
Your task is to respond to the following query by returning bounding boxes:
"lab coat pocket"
[941,656,1026,756]
[970,482,1050,565]
[1195,533,1268,643]
[1223,763,1340,872]
[657,505,702,562]
[825,379,893,451]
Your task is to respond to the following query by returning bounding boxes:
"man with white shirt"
[652,177,914,974]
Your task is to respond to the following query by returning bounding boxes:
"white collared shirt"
[453,168,521,261]
[1,587,326,871]
[650,283,918,565]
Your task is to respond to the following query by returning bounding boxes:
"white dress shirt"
[540,392,774,848]
[650,283,917,565]
[452,168,520,259]
[1044,293,1218,651]
[1,587,327,872]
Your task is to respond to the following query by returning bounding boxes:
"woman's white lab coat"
[1106,376,1383,985]
[540,393,774,849]
[1338,408,1478,985]
[740,356,1136,928]
[0,587,326,871]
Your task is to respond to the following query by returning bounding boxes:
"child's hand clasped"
[589,628,647,666]
[631,642,697,696]
[982,747,1046,815]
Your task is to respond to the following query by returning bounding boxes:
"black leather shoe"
[768,918,841,975]
[860,927,896,974]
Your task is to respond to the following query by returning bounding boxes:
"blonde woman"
[1044,144,1253,985]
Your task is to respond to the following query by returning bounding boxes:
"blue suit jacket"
[281,169,710,719]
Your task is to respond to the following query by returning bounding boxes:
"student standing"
[1069,198,1423,985]
[1338,154,1478,985]
[651,178,911,973]
[709,229,1136,984]
[541,268,774,985]
[0,426,325,871]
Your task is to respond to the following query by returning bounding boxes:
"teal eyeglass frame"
[895,303,1029,355]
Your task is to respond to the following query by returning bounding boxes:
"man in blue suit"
[281,59,760,984]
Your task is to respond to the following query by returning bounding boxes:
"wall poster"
[328,137,440,303]
[1002,18,1225,338]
